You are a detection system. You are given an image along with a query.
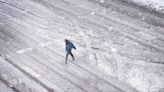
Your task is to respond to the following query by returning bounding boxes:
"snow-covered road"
[125,0,164,13]
[0,0,164,92]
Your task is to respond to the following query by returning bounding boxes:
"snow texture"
[128,0,164,13]
[0,0,164,92]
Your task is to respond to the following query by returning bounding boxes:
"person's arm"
[73,45,76,50]
[71,43,76,50]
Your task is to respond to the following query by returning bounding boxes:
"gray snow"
[0,0,164,92]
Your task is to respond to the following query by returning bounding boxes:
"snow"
[129,0,164,13]
[126,65,164,92]
[23,67,41,78]
[0,81,14,92]
[16,48,33,54]
[0,0,164,92]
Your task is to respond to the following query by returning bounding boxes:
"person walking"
[65,39,76,64]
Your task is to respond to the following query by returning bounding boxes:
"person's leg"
[70,51,74,60]
[65,52,69,64]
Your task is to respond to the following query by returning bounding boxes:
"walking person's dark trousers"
[65,51,74,64]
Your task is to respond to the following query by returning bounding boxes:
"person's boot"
[72,56,75,61]
[65,58,68,64]
[48,88,54,92]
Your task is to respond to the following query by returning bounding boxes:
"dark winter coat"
[65,41,76,53]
